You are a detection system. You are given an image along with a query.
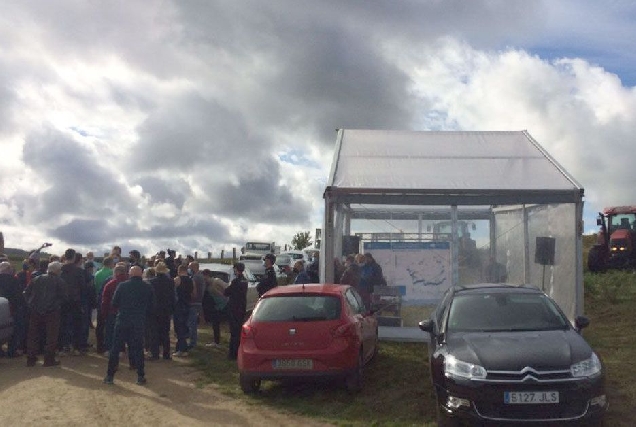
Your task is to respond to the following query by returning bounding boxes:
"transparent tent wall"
[495,203,577,320]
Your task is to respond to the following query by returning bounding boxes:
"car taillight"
[241,324,256,339]
[331,322,356,338]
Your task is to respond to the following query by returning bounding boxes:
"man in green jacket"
[93,257,114,353]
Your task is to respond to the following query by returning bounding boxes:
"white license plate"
[504,391,559,404]
[272,359,313,370]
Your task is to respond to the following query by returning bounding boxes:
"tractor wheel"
[587,246,606,273]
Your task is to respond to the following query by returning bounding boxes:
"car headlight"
[571,353,602,377]
[444,355,487,380]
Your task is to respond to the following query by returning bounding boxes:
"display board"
[363,241,452,305]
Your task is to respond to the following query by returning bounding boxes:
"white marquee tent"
[321,129,584,325]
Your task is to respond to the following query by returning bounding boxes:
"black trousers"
[227,311,244,360]
[107,318,145,379]
[149,314,172,358]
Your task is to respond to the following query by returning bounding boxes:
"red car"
[238,284,378,393]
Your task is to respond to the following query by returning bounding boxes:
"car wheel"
[239,373,261,394]
[345,351,364,393]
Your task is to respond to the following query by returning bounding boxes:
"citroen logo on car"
[289,328,296,335]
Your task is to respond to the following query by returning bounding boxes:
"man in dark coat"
[104,266,154,385]
[24,261,66,367]
[60,248,88,354]
[256,253,277,297]
[148,262,175,360]
[224,262,248,360]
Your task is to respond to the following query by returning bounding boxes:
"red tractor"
[588,206,636,272]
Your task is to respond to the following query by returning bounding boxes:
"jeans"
[227,311,244,360]
[173,305,189,352]
[104,313,116,352]
[149,314,172,358]
[187,304,201,348]
[7,305,26,356]
[60,301,83,351]
[107,317,145,379]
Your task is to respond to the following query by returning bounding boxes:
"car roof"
[263,283,347,297]
[198,262,234,273]
[452,283,543,295]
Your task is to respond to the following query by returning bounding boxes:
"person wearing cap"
[256,253,277,297]
[147,262,175,360]
[173,264,194,357]
[224,262,248,360]
[24,261,66,367]
[103,265,154,386]
[187,261,204,349]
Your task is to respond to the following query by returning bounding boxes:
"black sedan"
[419,284,607,426]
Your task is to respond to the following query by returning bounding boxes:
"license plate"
[504,391,559,404]
[272,359,313,370]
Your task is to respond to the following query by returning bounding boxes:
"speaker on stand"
[535,237,556,291]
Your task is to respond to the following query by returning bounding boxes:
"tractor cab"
[589,206,636,271]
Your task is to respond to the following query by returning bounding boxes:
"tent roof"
[325,130,583,205]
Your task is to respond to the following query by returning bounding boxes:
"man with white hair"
[104,265,154,386]
[24,261,67,367]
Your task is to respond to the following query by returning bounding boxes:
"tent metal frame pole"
[523,205,531,284]
[451,205,459,286]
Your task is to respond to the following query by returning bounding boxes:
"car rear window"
[252,295,341,322]
[447,293,568,332]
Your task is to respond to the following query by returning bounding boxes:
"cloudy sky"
[0,0,635,257]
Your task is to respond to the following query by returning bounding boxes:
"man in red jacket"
[100,263,128,355]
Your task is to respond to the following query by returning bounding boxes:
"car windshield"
[252,295,341,322]
[276,255,292,265]
[446,292,569,332]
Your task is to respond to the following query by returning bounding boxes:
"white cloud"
[1,1,635,254]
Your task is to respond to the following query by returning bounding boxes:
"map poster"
[363,241,452,305]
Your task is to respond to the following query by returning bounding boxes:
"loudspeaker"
[342,235,361,256]
[535,237,556,265]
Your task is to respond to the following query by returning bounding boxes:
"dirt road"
[0,352,329,426]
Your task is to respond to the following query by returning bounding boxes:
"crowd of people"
[0,245,252,386]
[0,244,385,385]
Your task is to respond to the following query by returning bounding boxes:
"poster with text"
[363,241,452,305]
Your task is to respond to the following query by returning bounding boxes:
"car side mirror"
[419,319,435,334]
[575,315,590,331]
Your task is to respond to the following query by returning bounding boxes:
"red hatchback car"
[238,284,378,393]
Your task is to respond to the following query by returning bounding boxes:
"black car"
[419,284,607,426]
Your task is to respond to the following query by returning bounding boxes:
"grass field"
[191,271,636,426]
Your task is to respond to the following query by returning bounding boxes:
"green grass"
[191,270,636,426]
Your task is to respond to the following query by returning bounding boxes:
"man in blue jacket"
[103,266,154,386]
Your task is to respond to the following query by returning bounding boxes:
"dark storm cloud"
[170,1,543,144]
[145,219,230,241]
[50,219,119,245]
[203,157,309,225]
[132,92,266,172]
[22,127,137,222]
[133,175,190,208]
